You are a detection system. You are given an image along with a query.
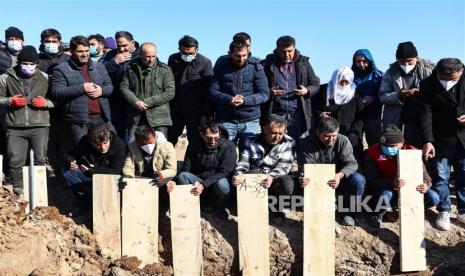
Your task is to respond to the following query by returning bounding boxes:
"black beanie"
[396,41,418,59]
[17,45,39,63]
[5,26,24,41]
[380,124,404,144]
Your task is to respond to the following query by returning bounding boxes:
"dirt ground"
[0,179,464,275]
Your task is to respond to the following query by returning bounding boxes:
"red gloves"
[10,95,27,107]
[32,96,46,108]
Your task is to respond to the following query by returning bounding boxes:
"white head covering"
[326,66,357,106]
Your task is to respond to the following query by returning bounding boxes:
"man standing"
[38,28,69,74]
[0,27,24,74]
[262,35,320,139]
[209,40,269,142]
[88,34,106,62]
[120,42,175,141]
[0,46,53,196]
[167,35,213,145]
[420,58,465,231]
[50,35,114,145]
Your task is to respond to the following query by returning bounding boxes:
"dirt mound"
[1,186,464,275]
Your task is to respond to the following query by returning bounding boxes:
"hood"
[351,49,378,74]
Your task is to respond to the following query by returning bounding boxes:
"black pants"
[168,110,201,145]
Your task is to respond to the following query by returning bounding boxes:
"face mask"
[141,143,155,154]
[381,145,399,156]
[19,64,36,75]
[7,40,22,52]
[44,43,59,54]
[89,45,98,56]
[439,79,458,91]
[400,64,415,74]
[181,53,197,63]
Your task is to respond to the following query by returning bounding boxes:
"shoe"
[436,211,451,231]
[342,215,355,226]
[68,205,90,217]
[457,213,465,225]
[271,212,285,226]
[368,213,384,229]
[384,210,399,223]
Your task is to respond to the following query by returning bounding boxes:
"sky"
[0,0,464,81]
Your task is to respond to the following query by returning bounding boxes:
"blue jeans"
[337,172,366,212]
[373,187,441,212]
[62,168,93,205]
[429,144,465,214]
[220,119,260,143]
[176,172,231,206]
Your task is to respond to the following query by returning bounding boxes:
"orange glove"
[31,96,46,108]
[10,95,27,107]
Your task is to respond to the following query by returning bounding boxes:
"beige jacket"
[123,132,177,178]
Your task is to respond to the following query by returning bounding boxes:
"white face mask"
[44,43,59,54]
[439,79,459,91]
[7,40,22,52]
[141,143,155,154]
[400,64,415,74]
[181,53,197,63]
[19,64,36,75]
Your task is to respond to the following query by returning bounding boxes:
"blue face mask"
[89,45,98,56]
[381,145,399,156]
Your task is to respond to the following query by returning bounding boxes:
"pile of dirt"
[1,186,465,275]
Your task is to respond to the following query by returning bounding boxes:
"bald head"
[139,42,157,67]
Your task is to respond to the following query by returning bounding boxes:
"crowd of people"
[0,26,464,231]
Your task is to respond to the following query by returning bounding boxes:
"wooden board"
[22,166,48,214]
[398,150,427,272]
[303,164,335,276]
[170,185,202,275]
[92,174,121,259]
[237,174,269,275]
[122,177,159,265]
[175,136,189,161]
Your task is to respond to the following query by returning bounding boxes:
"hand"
[190,182,204,196]
[10,95,27,107]
[328,172,344,189]
[83,82,96,93]
[416,183,428,194]
[31,96,46,108]
[86,84,102,99]
[152,171,164,186]
[457,115,465,126]
[399,88,412,99]
[69,160,78,172]
[166,180,176,193]
[260,175,273,188]
[393,178,405,191]
[409,87,419,95]
[422,142,435,160]
[80,163,93,172]
[299,172,311,188]
[294,85,308,96]
[114,52,132,64]
[320,111,331,118]
[362,96,374,104]
[232,172,244,187]
[271,87,286,96]
[231,95,244,107]
[134,100,148,111]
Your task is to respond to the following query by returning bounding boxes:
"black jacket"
[0,46,13,75]
[168,52,213,117]
[180,131,237,188]
[38,44,70,75]
[64,132,127,175]
[261,51,320,129]
[420,69,465,159]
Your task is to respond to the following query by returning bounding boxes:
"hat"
[380,124,404,144]
[396,41,418,59]
[104,37,117,49]
[17,45,39,63]
[5,26,24,41]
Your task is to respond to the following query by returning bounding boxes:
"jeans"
[62,167,93,206]
[372,187,441,213]
[176,172,231,207]
[429,144,465,214]
[7,127,49,195]
[221,119,260,143]
[336,172,366,212]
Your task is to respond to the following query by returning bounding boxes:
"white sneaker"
[457,213,465,225]
[436,212,450,231]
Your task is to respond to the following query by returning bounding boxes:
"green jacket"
[120,60,175,127]
[0,67,53,127]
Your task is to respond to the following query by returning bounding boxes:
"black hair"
[262,114,288,128]
[88,34,105,44]
[229,40,248,53]
[178,35,198,48]
[436,58,464,75]
[276,35,296,49]
[135,125,156,140]
[87,123,110,144]
[233,32,251,42]
[115,31,134,41]
[69,35,89,51]
[40,28,62,41]
[316,117,340,133]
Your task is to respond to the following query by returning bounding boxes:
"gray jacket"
[297,133,358,177]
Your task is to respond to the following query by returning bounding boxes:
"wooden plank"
[121,177,159,265]
[398,150,426,272]
[175,136,189,161]
[92,174,121,259]
[170,185,202,275]
[237,174,269,275]
[303,164,335,276]
[22,166,48,214]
